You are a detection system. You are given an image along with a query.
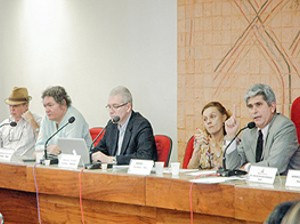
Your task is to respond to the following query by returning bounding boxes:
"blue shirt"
[35,106,92,150]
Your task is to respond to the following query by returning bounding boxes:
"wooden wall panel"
[177,0,300,165]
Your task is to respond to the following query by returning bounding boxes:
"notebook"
[57,137,90,165]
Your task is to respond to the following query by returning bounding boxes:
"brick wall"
[178,0,300,163]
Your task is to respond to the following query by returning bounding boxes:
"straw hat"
[5,87,32,105]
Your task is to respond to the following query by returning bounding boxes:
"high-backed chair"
[89,127,105,147]
[291,96,300,144]
[182,136,195,169]
[154,135,172,167]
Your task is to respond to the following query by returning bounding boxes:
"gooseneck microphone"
[217,121,256,177]
[89,116,120,151]
[112,116,120,124]
[0,121,17,128]
[43,116,75,164]
[87,116,120,166]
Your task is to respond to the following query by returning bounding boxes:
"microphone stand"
[89,116,120,155]
[41,117,75,165]
[217,123,255,177]
[87,116,120,168]
[0,121,17,128]
[89,128,106,163]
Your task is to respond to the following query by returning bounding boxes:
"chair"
[182,136,195,169]
[154,135,172,167]
[89,127,105,147]
[291,97,300,144]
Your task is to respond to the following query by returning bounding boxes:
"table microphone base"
[217,168,247,177]
[84,162,113,170]
[40,155,59,165]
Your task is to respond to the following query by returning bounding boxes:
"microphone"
[112,116,120,124]
[42,116,75,165]
[217,121,256,177]
[88,116,120,165]
[0,121,17,128]
[89,128,106,152]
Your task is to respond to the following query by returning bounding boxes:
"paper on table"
[113,165,129,169]
[163,168,192,174]
[186,170,217,176]
[161,168,203,174]
[189,176,242,184]
[180,169,199,173]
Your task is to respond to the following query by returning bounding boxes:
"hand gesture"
[22,110,34,122]
[224,105,239,140]
[194,128,209,152]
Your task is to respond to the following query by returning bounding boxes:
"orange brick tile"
[177,0,300,164]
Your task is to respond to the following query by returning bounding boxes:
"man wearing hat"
[0,87,41,160]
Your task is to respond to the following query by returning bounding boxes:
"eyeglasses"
[105,102,128,110]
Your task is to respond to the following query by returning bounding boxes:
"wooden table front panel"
[0,163,28,191]
[146,176,235,218]
[235,187,300,223]
[26,166,146,206]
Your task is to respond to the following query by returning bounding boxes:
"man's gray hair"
[110,86,133,104]
[244,83,276,106]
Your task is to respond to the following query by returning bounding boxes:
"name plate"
[0,148,15,162]
[58,154,81,169]
[128,159,154,175]
[248,166,277,184]
[285,170,300,188]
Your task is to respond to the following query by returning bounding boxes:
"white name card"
[285,170,300,188]
[248,166,277,184]
[0,148,15,162]
[58,154,81,169]
[128,159,154,175]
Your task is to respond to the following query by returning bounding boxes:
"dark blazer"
[91,111,157,165]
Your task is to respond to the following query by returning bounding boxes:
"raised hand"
[225,105,239,140]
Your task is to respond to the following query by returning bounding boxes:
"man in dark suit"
[224,83,300,175]
[91,86,157,165]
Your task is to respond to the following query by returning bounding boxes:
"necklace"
[209,140,223,158]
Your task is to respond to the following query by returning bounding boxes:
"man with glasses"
[91,86,157,165]
[0,87,41,160]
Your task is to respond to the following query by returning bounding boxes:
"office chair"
[291,97,300,144]
[154,135,172,167]
[89,127,105,146]
[182,136,195,168]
